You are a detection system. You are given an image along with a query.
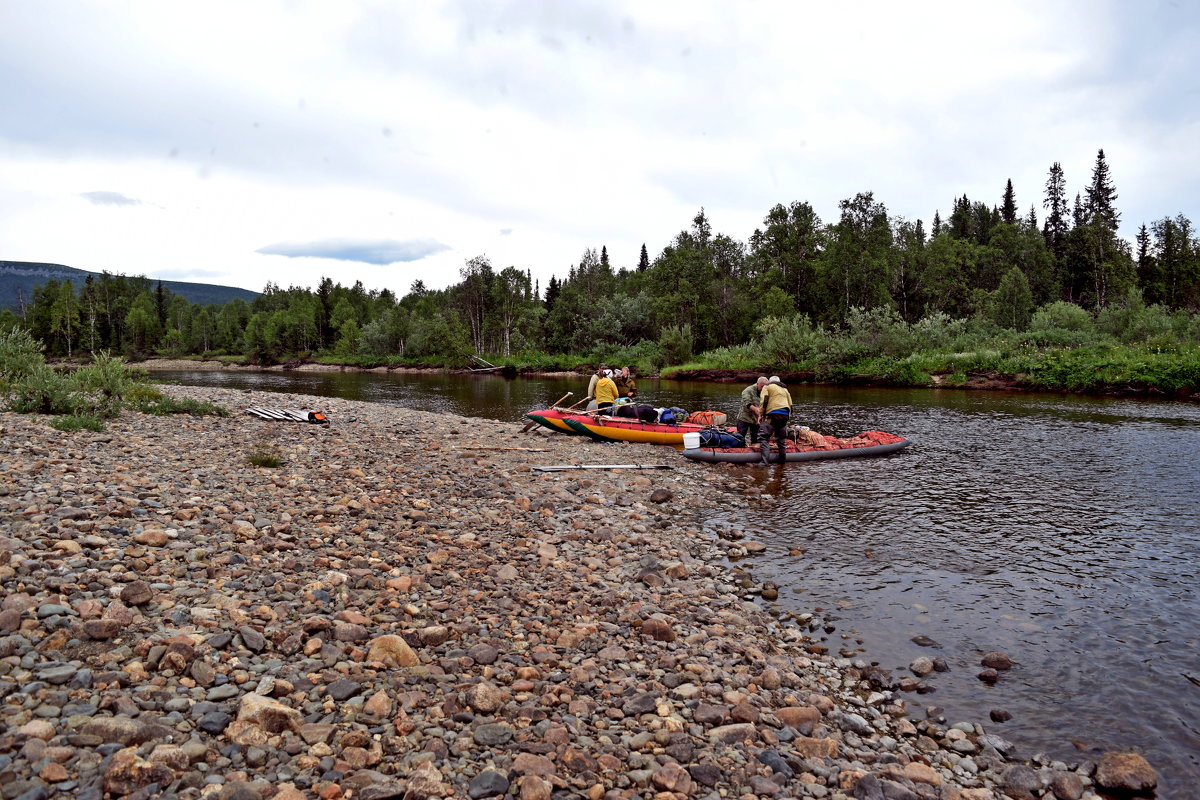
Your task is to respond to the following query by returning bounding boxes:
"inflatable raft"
[682,430,911,463]
[524,407,736,445]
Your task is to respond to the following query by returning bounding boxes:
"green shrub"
[658,324,693,366]
[910,312,969,351]
[247,449,284,468]
[666,343,759,372]
[128,390,228,417]
[6,364,79,415]
[1098,303,1177,344]
[756,315,824,367]
[836,356,931,385]
[246,432,284,467]
[1031,301,1095,333]
[68,351,141,418]
[586,339,669,374]
[50,414,105,432]
[0,327,47,388]
[841,306,915,357]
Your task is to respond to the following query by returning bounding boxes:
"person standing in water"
[757,375,793,464]
[737,376,767,445]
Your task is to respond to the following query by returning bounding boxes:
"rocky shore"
[0,386,1157,800]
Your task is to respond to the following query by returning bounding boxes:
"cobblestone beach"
[0,386,1156,799]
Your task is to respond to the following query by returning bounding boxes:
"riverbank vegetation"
[3,150,1198,396]
[0,327,226,429]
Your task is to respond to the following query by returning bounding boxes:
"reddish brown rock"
[464,681,507,713]
[1096,752,1157,794]
[419,625,450,646]
[133,529,169,546]
[559,746,597,773]
[363,690,393,719]
[103,600,136,625]
[366,635,419,668]
[511,753,556,776]
[708,723,758,744]
[120,580,154,606]
[103,747,175,796]
[81,717,160,746]
[904,762,942,786]
[652,762,692,794]
[332,621,368,641]
[640,618,676,642]
[981,651,1014,670]
[776,706,821,729]
[237,694,302,734]
[0,609,22,633]
[792,737,839,759]
[518,776,552,800]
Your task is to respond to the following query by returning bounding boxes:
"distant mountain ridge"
[0,260,260,311]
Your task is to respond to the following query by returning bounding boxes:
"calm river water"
[156,369,1200,795]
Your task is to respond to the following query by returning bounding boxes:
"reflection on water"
[715,389,1200,798]
[157,370,1200,795]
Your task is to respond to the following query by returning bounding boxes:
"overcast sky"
[1,1,1197,298]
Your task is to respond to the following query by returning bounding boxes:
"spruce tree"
[931,210,942,237]
[544,275,560,309]
[1085,148,1120,231]
[1136,224,1150,271]
[1025,204,1038,230]
[600,245,610,270]
[637,244,649,272]
[1001,179,1018,225]
[1042,162,1068,263]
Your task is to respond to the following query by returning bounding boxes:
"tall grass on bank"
[0,327,228,429]
[663,302,1200,395]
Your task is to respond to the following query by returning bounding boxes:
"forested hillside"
[4,150,1198,391]
[0,261,258,314]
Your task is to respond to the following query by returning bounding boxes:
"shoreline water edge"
[118,358,1200,401]
[0,385,1159,799]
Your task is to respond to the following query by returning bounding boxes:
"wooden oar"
[532,464,674,472]
[561,395,590,411]
[521,391,573,433]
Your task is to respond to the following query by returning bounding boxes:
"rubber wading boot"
[776,442,787,463]
[759,440,771,465]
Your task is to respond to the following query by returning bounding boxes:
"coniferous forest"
[5,150,1200,394]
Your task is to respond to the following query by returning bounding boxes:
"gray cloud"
[80,191,142,206]
[257,238,450,265]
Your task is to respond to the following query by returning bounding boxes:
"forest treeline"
[4,150,1199,387]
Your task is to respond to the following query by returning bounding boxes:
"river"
[155,369,1200,796]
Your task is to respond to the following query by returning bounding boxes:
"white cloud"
[0,0,1196,297]
[80,191,144,206]
[258,238,450,265]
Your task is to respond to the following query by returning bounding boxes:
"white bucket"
[682,432,701,450]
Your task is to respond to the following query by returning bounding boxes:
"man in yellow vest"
[757,375,793,464]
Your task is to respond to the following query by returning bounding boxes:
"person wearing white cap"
[586,365,609,404]
[757,375,793,464]
[594,369,619,412]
